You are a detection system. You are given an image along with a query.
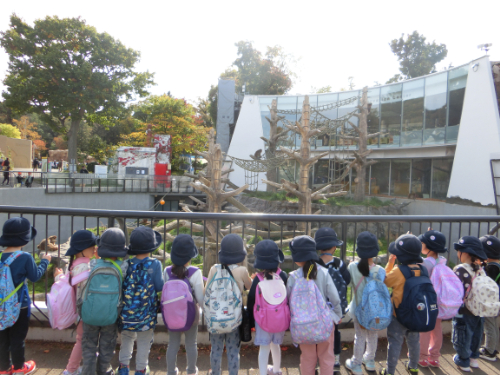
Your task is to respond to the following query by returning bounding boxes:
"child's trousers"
[452,314,484,368]
[299,329,335,375]
[119,329,154,371]
[386,317,420,374]
[167,320,199,375]
[81,323,118,375]
[0,308,30,371]
[352,320,378,367]
[483,316,499,354]
[419,318,443,362]
[210,329,240,375]
[66,320,84,373]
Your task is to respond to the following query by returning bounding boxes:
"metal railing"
[1,205,499,331]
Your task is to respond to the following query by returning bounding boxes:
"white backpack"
[465,267,500,317]
[203,265,242,334]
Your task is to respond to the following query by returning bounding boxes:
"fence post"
[341,221,347,262]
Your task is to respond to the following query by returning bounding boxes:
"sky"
[0,0,498,105]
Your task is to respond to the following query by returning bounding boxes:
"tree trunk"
[67,118,80,167]
[354,88,369,202]
[354,165,366,202]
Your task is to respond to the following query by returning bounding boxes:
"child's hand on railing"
[41,253,52,262]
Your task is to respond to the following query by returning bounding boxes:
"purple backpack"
[428,257,464,320]
[161,266,198,332]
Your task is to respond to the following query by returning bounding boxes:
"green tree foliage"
[388,31,448,83]
[0,123,21,138]
[0,14,154,163]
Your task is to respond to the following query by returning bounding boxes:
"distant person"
[80,166,89,174]
[1,158,10,186]
[32,158,38,172]
[0,156,4,166]
[15,173,25,187]
[25,173,34,188]
[58,160,63,172]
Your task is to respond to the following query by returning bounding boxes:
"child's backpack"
[289,269,334,345]
[429,257,464,319]
[79,258,123,326]
[326,258,348,315]
[254,268,290,333]
[47,273,78,330]
[120,259,158,331]
[203,265,242,334]
[465,268,500,317]
[355,269,392,331]
[0,251,23,330]
[395,264,438,332]
[161,266,198,332]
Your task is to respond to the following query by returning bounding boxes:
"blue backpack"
[395,264,438,332]
[79,258,123,327]
[355,270,392,330]
[120,258,158,331]
[326,259,348,315]
[0,251,24,330]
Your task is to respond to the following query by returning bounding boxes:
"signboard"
[94,165,108,178]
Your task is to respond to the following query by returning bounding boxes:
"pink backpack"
[161,267,198,332]
[47,273,78,330]
[254,269,290,333]
[289,269,334,345]
[429,257,464,319]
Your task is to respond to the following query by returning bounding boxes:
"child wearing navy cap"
[0,217,51,375]
[315,227,349,373]
[479,235,500,361]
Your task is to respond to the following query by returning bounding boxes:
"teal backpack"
[119,258,158,331]
[79,258,123,326]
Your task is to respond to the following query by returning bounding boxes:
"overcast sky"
[0,0,498,105]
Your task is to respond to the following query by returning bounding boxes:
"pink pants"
[299,329,335,375]
[66,320,84,373]
[419,318,442,361]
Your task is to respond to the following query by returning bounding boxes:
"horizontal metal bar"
[0,205,499,223]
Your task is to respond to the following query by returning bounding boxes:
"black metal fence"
[1,205,499,330]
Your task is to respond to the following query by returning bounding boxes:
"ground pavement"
[24,334,500,375]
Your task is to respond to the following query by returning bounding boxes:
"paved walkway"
[24,334,500,375]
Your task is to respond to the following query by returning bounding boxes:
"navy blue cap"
[454,236,487,261]
[219,234,247,265]
[355,231,379,259]
[389,234,424,264]
[480,235,500,259]
[97,228,128,258]
[254,240,284,270]
[171,234,198,266]
[290,235,319,263]
[315,227,343,250]
[418,230,447,253]
[66,230,98,256]
[0,217,37,248]
[128,226,163,255]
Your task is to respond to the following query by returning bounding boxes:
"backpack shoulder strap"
[3,251,23,266]
[105,258,123,280]
[398,264,412,280]
[333,257,342,270]
[186,266,199,279]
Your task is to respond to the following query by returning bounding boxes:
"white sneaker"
[469,358,479,368]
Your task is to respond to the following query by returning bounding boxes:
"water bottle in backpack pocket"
[79,259,123,327]
[47,273,78,330]
[161,266,198,332]
[395,264,438,332]
[254,268,290,333]
[465,268,500,318]
[203,265,242,334]
[0,251,23,330]
[326,259,348,316]
[120,259,158,331]
[289,270,334,345]
[429,257,464,320]
[355,271,392,331]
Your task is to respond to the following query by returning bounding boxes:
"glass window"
[316,93,339,148]
[370,160,390,195]
[313,159,329,188]
[380,85,402,147]
[390,159,411,197]
[277,96,297,150]
[432,158,453,199]
[447,66,468,143]
[402,79,424,146]
[259,97,275,142]
[411,159,431,198]
[424,73,447,145]
[367,88,380,148]
[338,91,359,150]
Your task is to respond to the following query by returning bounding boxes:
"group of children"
[1,216,500,375]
